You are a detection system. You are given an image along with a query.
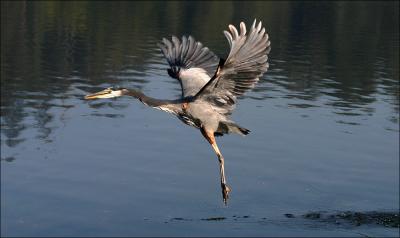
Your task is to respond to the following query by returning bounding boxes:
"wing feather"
[158,36,219,97]
[194,20,271,115]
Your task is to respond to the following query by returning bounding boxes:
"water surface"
[1,1,399,237]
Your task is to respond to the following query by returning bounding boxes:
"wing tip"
[251,19,257,29]
[239,22,246,36]
[228,24,239,39]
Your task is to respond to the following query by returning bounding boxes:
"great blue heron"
[85,19,271,204]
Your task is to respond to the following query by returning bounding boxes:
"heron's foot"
[221,183,231,205]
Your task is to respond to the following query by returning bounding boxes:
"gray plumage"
[159,20,271,137]
[195,20,271,116]
[85,19,271,204]
[159,20,271,119]
[158,36,219,97]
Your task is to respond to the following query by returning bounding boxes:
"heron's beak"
[84,88,122,100]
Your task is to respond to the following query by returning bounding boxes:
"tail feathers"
[237,126,250,135]
[216,121,250,136]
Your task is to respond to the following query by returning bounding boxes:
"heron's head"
[84,87,128,100]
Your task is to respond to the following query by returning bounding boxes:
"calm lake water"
[1,1,399,237]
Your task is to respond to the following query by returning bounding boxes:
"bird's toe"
[221,183,231,205]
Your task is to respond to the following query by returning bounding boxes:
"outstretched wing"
[194,20,271,115]
[158,36,219,97]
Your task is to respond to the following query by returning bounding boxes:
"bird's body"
[85,20,271,204]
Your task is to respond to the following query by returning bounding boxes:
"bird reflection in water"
[85,19,271,204]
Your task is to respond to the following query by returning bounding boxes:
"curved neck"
[121,88,183,115]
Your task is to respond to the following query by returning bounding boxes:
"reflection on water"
[1,1,399,144]
[1,1,399,237]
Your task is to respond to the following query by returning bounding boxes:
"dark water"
[1,1,399,237]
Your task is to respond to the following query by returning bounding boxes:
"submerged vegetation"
[168,211,399,228]
[302,211,400,228]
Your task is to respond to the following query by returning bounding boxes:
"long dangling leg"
[201,128,231,205]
